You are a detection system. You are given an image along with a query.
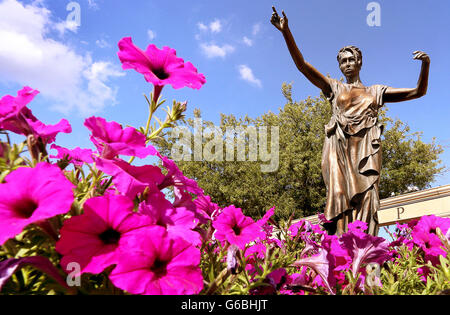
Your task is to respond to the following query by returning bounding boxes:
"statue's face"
[338,51,361,78]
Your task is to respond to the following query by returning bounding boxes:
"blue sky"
[0,0,449,187]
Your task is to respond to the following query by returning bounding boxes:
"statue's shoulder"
[327,77,343,89]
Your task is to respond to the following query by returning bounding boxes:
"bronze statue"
[271,7,430,235]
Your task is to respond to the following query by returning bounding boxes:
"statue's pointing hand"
[271,6,288,32]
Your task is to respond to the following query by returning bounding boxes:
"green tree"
[155,83,444,222]
[378,115,444,199]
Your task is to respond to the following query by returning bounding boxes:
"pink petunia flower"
[94,157,165,199]
[245,242,267,261]
[84,116,157,159]
[288,220,309,238]
[0,87,38,120]
[170,188,213,229]
[157,154,204,195]
[118,37,206,101]
[109,226,203,295]
[256,207,275,227]
[293,248,336,294]
[139,190,201,246]
[244,242,267,278]
[0,87,71,143]
[411,215,450,265]
[213,205,264,250]
[56,194,154,275]
[347,220,369,235]
[339,225,390,277]
[193,194,221,222]
[321,234,351,286]
[318,213,332,225]
[20,110,72,144]
[50,144,94,167]
[282,270,310,295]
[0,163,75,245]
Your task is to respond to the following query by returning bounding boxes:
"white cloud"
[147,29,156,41]
[54,20,79,36]
[200,43,235,59]
[197,22,208,31]
[243,36,253,47]
[0,0,124,116]
[95,38,111,48]
[56,61,124,114]
[87,0,99,10]
[197,19,223,33]
[252,23,261,36]
[238,65,262,88]
[209,19,222,33]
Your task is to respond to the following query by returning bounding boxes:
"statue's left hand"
[413,51,430,64]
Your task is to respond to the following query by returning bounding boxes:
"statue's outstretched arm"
[384,51,430,103]
[271,7,332,97]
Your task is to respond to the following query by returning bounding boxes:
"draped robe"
[322,78,388,235]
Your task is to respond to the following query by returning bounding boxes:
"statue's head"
[337,46,362,78]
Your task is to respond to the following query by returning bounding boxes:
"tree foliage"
[156,83,444,221]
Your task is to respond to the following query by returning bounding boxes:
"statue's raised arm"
[271,6,331,97]
[383,51,430,103]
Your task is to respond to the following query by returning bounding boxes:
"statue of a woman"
[271,7,430,235]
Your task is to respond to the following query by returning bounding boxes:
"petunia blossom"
[321,234,351,272]
[213,205,264,250]
[256,207,275,239]
[118,37,206,101]
[20,110,72,144]
[411,215,450,265]
[339,224,390,277]
[193,194,221,222]
[0,87,71,143]
[139,190,201,246]
[318,213,332,225]
[56,194,154,275]
[50,144,94,167]
[109,226,203,295]
[288,220,310,238]
[0,163,75,245]
[157,153,204,195]
[0,87,38,121]
[321,234,351,286]
[94,157,165,199]
[292,248,336,294]
[84,116,157,159]
[347,221,369,235]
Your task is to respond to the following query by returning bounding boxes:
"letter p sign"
[397,207,405,220]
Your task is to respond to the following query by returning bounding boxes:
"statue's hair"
[337,46,363,65]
